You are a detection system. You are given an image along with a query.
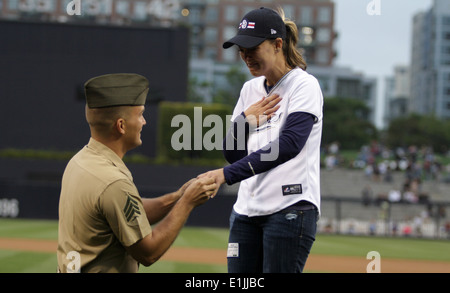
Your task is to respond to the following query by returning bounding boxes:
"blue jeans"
[227,204,318,273]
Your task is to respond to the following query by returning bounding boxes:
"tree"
[386,114,450,153]
[212,66,247,108]
[322,97,378,150]
[187,76,211,103]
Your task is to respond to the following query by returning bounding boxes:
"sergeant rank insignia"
[123,194,141,222]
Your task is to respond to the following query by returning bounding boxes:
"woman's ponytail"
[277,8,307,70]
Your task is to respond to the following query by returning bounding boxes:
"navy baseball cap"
[223,7,286,49]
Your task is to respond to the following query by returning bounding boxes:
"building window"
[224,25,236,41]
[61,0,70,13]
[282,5,294,19]
[205,47,217,60]
[317,28,330,44]
[40,0,56,12]
[191,46,200,59]
[225,6,237,22]
[189,8,201,24]
[299,26,314,46]
[8,0,19,10]
[317,6,331,24]
[316,47,329,64]
[116,1,129,16]
[337,79,361,99]
[222,48,237,62]
[316,76,330,92]
[299,6,313,25]
[205,27,217,43]
[11,0,56,13]
[133,1,148,20]
[223,26,238,62]
[81,0,112,15]
[205,7,218,23]
[442,16,450,26]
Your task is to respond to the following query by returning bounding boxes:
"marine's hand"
[176,178,196,199]
[197,168,225,199]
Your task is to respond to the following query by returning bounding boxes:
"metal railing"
[318,196,450,239]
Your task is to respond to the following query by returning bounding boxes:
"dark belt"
[288,201,317,211]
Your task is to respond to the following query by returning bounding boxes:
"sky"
[332,0,433,128]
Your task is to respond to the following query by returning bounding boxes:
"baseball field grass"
[0,218,449,273]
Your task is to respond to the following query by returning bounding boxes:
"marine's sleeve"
[99,180,152,247]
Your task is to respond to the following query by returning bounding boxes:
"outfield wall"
[0,158,237,227]
[1,178,449,239]
[0,179,236,228]
[318,197,450,239]
[0,158,449,238]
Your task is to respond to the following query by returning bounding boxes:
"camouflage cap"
[84,73,149,108]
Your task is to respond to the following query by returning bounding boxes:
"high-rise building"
[1,0,336,66]
[384,65,410,127]
[410,0,450,119]
[309,65,377,125]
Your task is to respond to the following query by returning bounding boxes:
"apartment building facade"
[181,0,336,66]
[410,0,450,119]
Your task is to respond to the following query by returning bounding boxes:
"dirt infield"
[1,237,449,273]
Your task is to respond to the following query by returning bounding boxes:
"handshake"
[176,168,225,208]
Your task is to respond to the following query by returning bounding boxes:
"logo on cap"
[239,19,255,30]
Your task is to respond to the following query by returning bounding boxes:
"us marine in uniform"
[57,73,216,273]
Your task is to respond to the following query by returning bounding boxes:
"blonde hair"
[276,8,307,70]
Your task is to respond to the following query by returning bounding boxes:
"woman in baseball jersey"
[199,7,323,273]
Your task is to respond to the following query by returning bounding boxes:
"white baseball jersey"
[230,67,323,217]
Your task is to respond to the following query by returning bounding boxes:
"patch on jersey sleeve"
[282,184,302,196]
[123,194,141,222]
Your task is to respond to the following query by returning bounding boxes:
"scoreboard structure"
[0,20,189,157]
